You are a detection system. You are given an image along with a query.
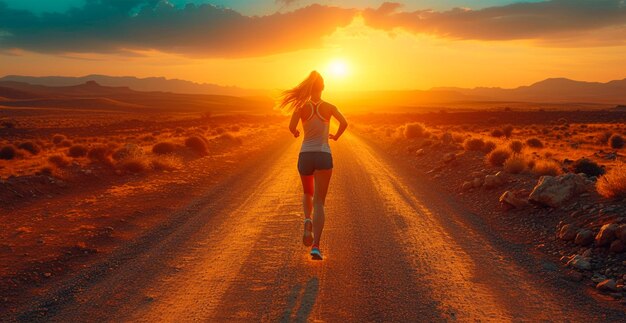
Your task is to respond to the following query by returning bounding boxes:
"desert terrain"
[1,81,625,321]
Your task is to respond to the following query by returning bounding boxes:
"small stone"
[597,279,619,292]
[43,272,52,278]
[559,224,578,241]
[596,223,618,247]
[574,229,594,246]
[610,240,625,253]
[567,255,591,271]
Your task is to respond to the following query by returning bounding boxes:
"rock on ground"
[528,173,588,208]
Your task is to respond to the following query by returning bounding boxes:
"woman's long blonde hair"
[278,71,324,112]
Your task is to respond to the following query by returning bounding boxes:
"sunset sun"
[326,59,349,79]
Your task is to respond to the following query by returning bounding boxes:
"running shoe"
[303,218,313,246]
[310,246,323,260]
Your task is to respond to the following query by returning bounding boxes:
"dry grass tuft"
[87,145,113,165]
[18,141,41,155]
[117,157,150,174]
[403,123,428,139]
[526,137,544,148]
[67,144,88,158]
[509,140,523,153]
[609,134,624,149]
[59,139,73,148]
[504,154,527,174]
[0,145,17,160]
[486,147,512,167]
[217,133,243,144]
[48,154,71,168]
[152,142,177,155]
[52,134,67,145]
[185,135,209,156]
[482,140,497,153]
[572,158,604,177]
[597,163,626,199]
[532,159,562,176]
[463,138,485,151]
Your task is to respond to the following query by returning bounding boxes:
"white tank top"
[300,100,331,154]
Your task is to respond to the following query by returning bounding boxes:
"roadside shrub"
[486,147,512,167]
[503,125,514,138]
[113,144,143,161]
[490,129,504,138]
[117,157,149,174]
[48,154,71,168]
[52,134,67,144]
[17,141,41,155]
[509,140,523,153]
[0,145,17,160]
[572,158,605,177]
[59,139,73,147]
[140,135,156,142]
[404,123,428,139]
[526,138,544,148]
[609,134,624,149]
[151,155,182,171]
[67,144,88,158]
[463,138,485,151]
[503,154,527,174]
[152,141,176,155]
[230,125,240,132]
[174,127,185,135]
[597,163,626,199]
[185,135,209,156]
[87,145,112,165]
[482,140,497,153]
[532,159,562,176]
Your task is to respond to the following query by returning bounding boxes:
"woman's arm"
[289,108,301,138]
[329,106,348,141]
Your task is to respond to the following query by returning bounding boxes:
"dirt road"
[9,133,625,322]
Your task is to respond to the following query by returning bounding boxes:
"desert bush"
[48,154,71,168]
[504,154,527,174]
[52,134,67,144]
[572,158,605,177]
[482,140,497,153]
[509,140,523,153]
[88,145,112,165]
[0,145,17,160]
[174,127,185,135]
[596,163,626,199]
[486,147,512,167]
[185,135,209,156]
[17,141,41,155]
[59,139,73,147]
[490,129,504,138]
[113,144,143,161]
[140,135,156,142]
[463,138,485,151]
[215,127,225,134]
[117,157,150,174]
[526,138,544,148]
[532,159,562,176]
[152,141,177,155]
[230,125,240,132]
[67,145,88,158]
[37,166,54,176]
[503,125,514,138]
[403,123,428,139]
[151,155,182,171]
[609,134,624,149]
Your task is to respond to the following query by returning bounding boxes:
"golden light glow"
[326,59,349,79]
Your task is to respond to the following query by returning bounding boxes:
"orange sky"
[2,3,626,92]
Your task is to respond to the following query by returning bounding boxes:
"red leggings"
[300,175,314,195]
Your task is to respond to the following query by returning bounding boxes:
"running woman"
[279,71,348,260]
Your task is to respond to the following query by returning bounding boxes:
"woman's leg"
[300,175,314,219]
[312,169,332,246]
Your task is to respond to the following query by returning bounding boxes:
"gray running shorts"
[297,152,333,175]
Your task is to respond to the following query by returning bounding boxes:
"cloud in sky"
[1,0,626,58]
[0,0,355,57]
[362,1,626,44]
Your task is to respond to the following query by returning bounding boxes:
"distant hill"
[432,78,626,104]
[0,80,274,114]
[0,75,265,97]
